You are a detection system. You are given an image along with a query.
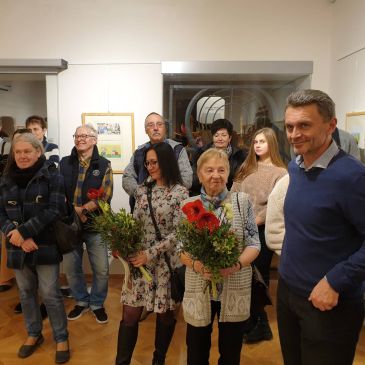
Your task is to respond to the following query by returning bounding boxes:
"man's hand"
[75,206,88,223]
[7,229,24,246]
[308,277,339,311]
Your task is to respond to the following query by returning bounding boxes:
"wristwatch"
[82,208,88,216]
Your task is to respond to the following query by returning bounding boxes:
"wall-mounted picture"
[82,113,135,173]
[346,112,365,148]
[346,111,365,163]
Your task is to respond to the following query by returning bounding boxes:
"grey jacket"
[122,139,193,196]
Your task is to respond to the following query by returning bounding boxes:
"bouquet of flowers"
[88,188,152,291]
[177,199,240,298]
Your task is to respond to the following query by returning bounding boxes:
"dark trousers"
[277,278,364,365]
[253,225,273,287]
[186,300,245,365]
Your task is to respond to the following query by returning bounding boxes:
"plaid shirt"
[73,156,113,207]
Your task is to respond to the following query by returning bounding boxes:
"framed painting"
[346,112,365,148]
[82,113,135,173]
[346,111,365,162]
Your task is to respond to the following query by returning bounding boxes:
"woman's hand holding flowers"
[219,262,242,277]
[129,250,148,267]
[192,259,212,280]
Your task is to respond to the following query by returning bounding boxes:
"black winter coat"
[0,161,65,269]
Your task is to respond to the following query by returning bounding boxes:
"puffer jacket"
[0,161,66,269]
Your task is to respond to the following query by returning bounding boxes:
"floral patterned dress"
[121,183,188,312]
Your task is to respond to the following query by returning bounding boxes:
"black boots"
[115,317,176,365]
[243,311,273,343]
[115,321,138,365]
[152,318,176,365]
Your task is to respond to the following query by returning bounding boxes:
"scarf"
[9,155,46,188]
[225,144,233,157]
[200,186,229,211]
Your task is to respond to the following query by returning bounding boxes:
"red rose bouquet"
[87,187,105,200]
[177,199,240,298]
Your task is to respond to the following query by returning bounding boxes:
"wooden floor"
[1,276,365,365]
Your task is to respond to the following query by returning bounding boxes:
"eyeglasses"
[144,160,158,168]
[145,122,165,130]
[73,134,95,140]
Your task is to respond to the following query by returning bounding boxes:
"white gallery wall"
[0,80,46,126]
[0,0,338,209]
[331,0,365,128]
[58,63,162,211]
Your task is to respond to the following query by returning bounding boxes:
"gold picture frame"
[82,113,135,174]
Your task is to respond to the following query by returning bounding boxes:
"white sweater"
[265,174,289,256]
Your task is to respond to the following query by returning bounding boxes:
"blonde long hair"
[234,128,286,181]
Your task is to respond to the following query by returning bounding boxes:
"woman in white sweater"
[265,174,289,256]
[232,127,287,343]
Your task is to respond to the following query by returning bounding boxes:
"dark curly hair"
[210,118,234,136]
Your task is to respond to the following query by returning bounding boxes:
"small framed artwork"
[346,112,365,148]
[82,113,135,174]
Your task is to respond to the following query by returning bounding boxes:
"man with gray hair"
[278,89,365,365]
[122,112,192,211]
[60,124,113,324]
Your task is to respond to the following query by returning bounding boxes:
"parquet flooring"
[0,275,364,364]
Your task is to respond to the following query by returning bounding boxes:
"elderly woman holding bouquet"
[179,148,260,365]
[116,142,188,365]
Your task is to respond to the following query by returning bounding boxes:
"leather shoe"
[18,334,44,358]
[55,341,70,364]
[0,284,12,292]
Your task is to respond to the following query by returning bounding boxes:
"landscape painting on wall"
[82,113,135,173]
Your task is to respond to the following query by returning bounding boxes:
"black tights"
[122,305,175,327]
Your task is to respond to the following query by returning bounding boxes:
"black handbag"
[235,193,272,308]
[251,264,272,308]
[146,183,185,302]
[52,209,82,255]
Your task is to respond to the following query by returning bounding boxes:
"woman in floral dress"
[116,142,188,365]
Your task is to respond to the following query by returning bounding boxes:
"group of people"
[0,117,113,364]
[0,88,365,365]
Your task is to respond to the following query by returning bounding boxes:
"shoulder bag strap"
[1,140,6,155]
[146,183,173,273]
[146,183,162,241]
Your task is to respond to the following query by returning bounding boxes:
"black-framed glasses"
[73,134,95,140]
[144,160,158,168]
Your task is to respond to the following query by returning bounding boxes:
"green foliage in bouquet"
[93,201,142,256]
[92,201,151,281]
[177,200,241,283]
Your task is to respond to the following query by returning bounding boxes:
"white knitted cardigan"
[182,191,253,327]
